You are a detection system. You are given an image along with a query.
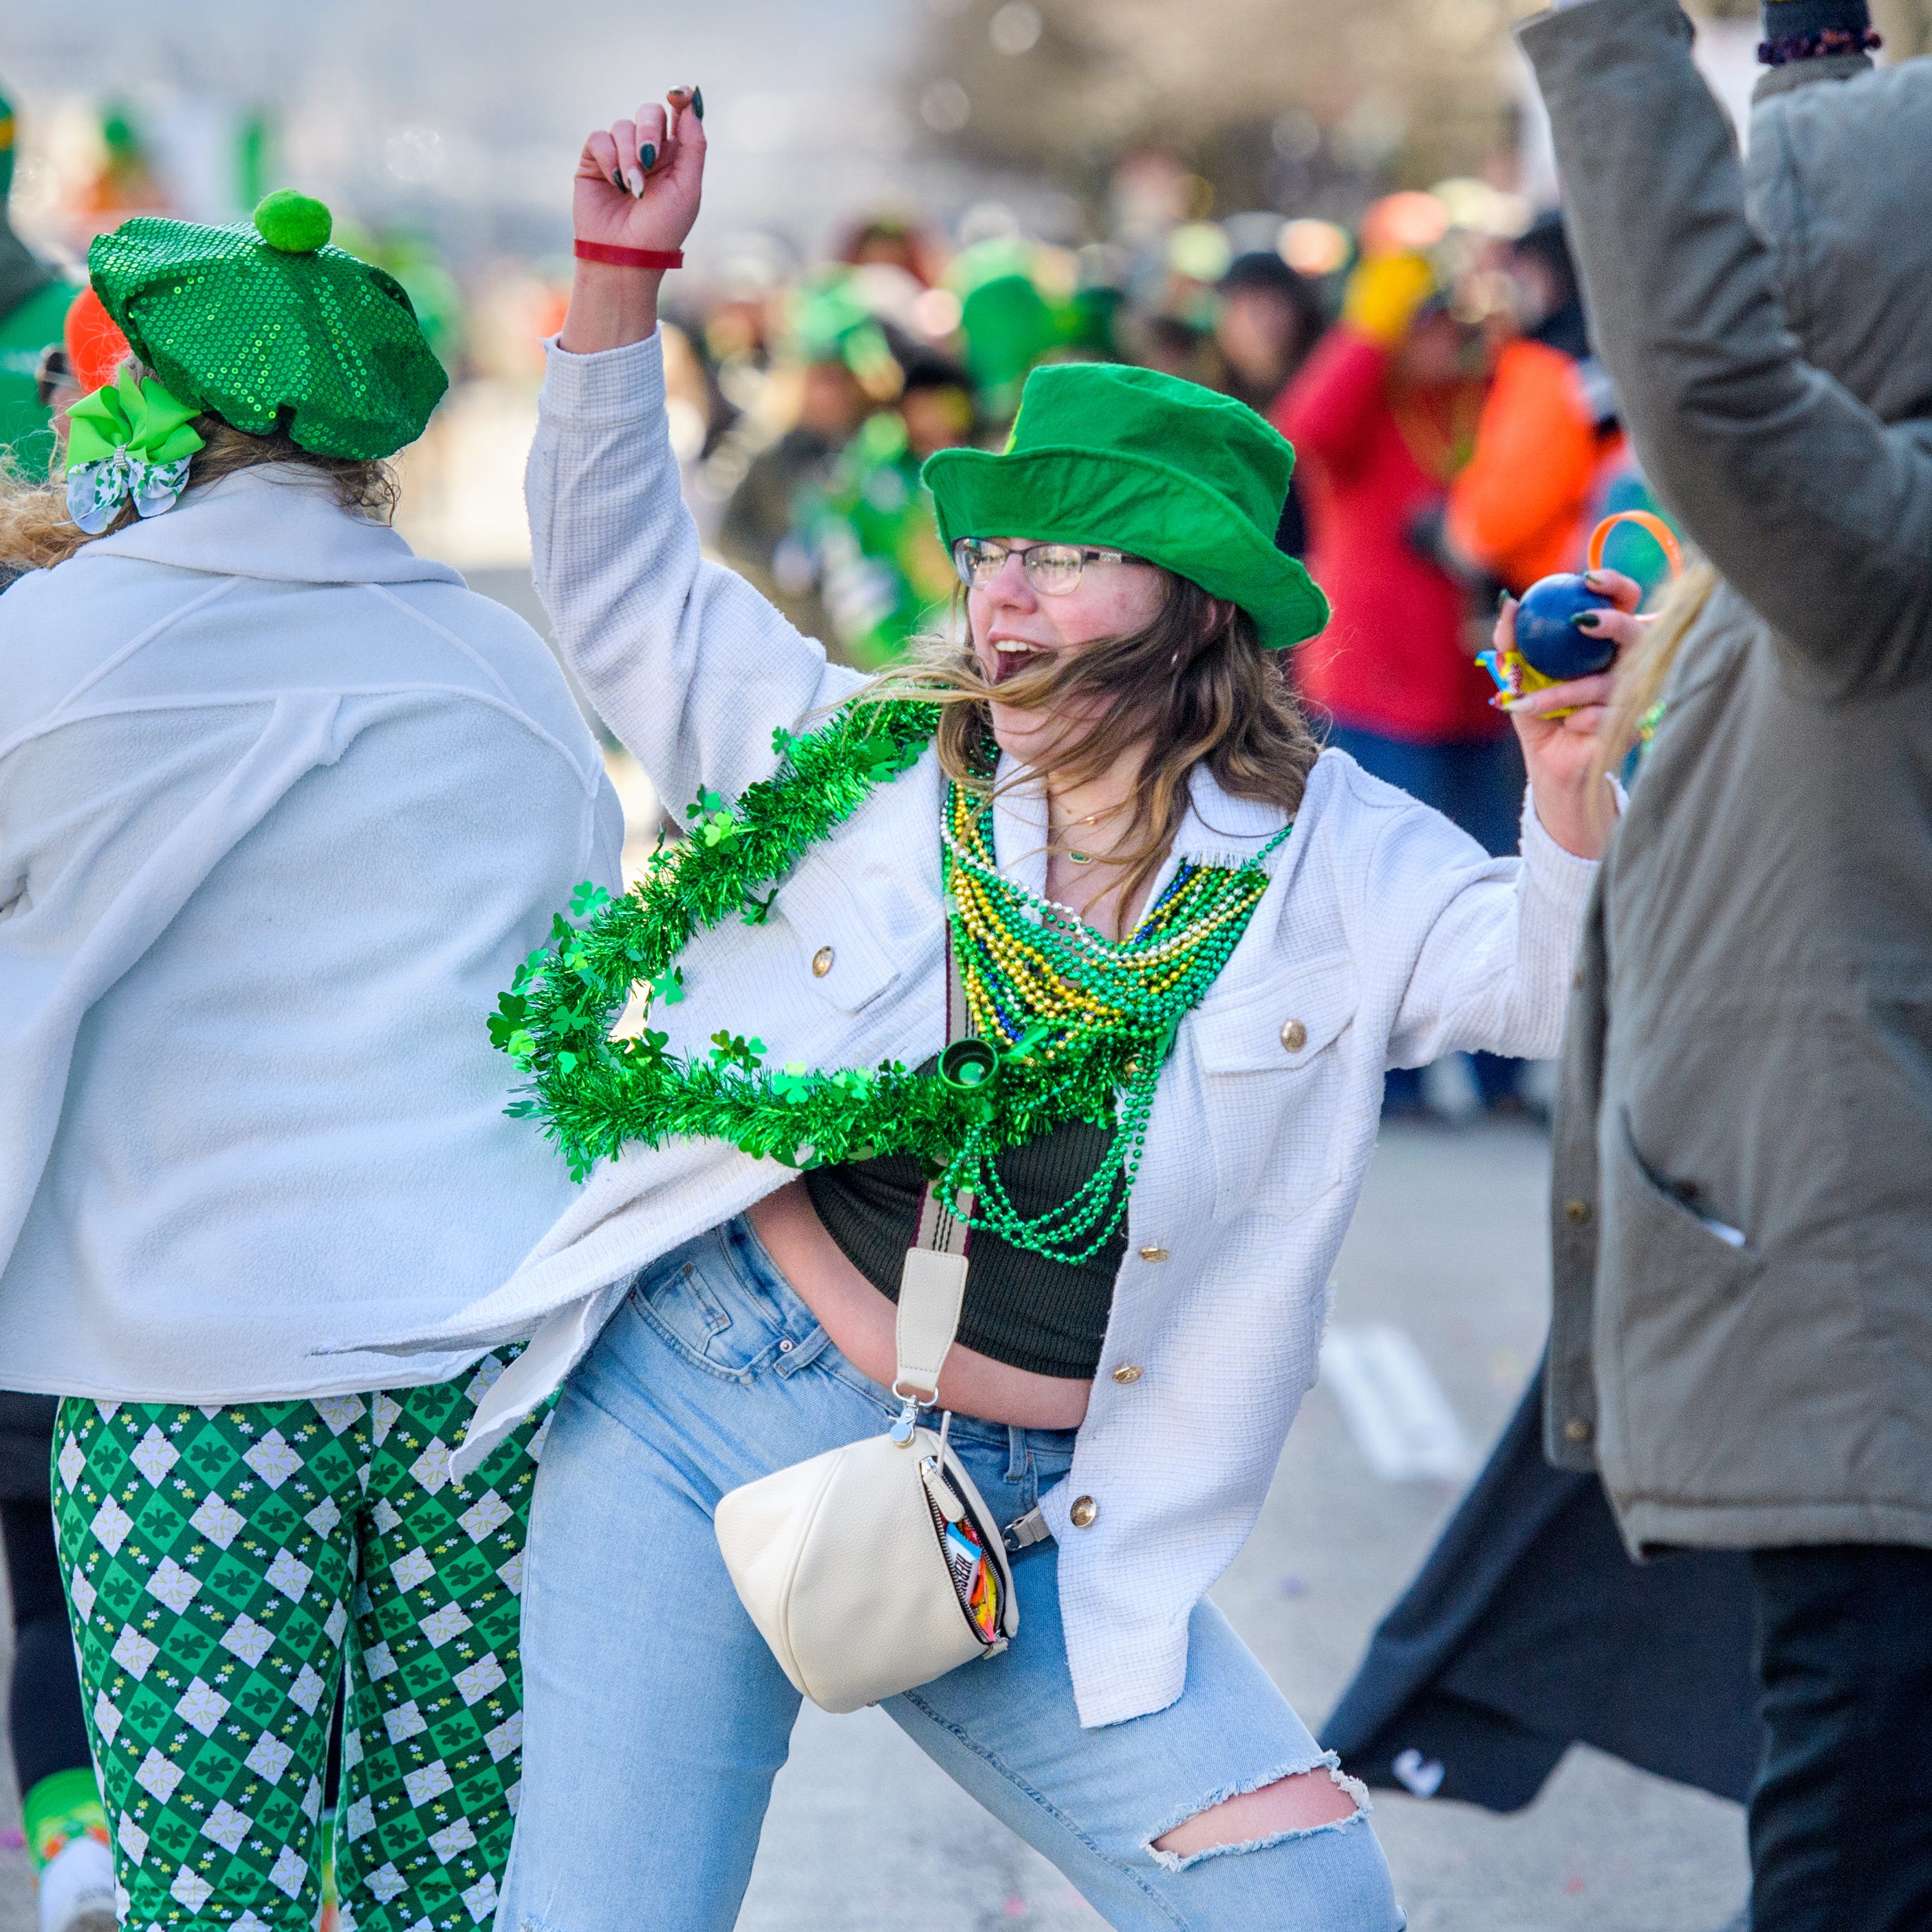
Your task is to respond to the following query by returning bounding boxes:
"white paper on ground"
[1319,1322,1475,1484]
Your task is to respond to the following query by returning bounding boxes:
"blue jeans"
[499,1218,1404,1932]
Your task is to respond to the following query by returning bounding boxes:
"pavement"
[0,1118,1749,1931]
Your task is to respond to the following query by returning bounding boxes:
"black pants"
[3,1493,94,1797]
[1750,1545,1932,1931]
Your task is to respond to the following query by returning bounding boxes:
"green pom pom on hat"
[922,361,1330,652]
[87,193,448,461]
[252,188,332,253]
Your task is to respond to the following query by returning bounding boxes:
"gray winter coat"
[1521,0,1932,1554]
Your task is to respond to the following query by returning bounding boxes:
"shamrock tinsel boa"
[490,698,943,1180]
[492,697,1288,1247]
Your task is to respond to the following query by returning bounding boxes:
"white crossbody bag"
[713,939,1043,1713]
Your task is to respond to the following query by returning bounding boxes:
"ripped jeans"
[497,1218,1404,1932]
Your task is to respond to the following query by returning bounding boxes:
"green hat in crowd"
[958,273,1059,411]
[790,273,896,389]
[89,189,448,462]
[0,87,18,202]
[923,360,1329,651]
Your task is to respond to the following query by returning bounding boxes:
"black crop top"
[802,1060,1129,1380]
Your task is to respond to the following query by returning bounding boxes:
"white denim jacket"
[382,332,1597,1729]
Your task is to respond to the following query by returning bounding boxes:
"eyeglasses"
[951,537,1147,596]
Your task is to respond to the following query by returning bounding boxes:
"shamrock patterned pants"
[50,1359,547,1932]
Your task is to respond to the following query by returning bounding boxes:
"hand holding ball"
[1478,511,1684,709]
[1511,574,1617,680]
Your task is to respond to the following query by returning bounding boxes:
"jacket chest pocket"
[1187,965,1356,1221]
[779,851,911,1014]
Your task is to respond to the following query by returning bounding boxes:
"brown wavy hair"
[0,407,397,572]
[864,574,1322,921]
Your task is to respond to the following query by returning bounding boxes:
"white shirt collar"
[78,466,462,588]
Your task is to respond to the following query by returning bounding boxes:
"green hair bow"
[64,365,206,534]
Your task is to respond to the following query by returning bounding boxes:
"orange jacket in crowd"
[1445,335,1627,594]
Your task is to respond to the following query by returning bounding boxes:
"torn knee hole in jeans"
[1145,1753,1371,1872]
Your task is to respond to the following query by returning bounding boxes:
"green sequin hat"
[923,360,1329,651]
[87,191,448,461]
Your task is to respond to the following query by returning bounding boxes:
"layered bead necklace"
[942,772,1290,1263]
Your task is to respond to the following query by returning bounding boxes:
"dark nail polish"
[611,170,625,191]
[639,142,657,170]
[692,85,705,121]
[1497,588,1510,613]
[1573,611,1603,630]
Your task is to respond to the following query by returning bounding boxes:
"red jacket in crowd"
[1274,326,1502,745]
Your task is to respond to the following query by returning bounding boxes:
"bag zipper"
[919,1453,1004,1648]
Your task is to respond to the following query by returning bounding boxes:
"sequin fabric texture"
[52,1362,547,1931]
[89,216,448,460]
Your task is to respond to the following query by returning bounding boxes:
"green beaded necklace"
[492,699,1291,1263]
[943,769,1289,1262]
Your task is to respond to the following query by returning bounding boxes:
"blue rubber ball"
[1513,573,1616,681]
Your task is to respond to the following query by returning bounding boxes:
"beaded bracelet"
[574,239,685,270]
[1759,25,1880,63]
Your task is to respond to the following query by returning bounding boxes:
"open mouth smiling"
[988,639,1050,684]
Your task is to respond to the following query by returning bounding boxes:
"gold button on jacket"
[1280,1017,1308,1052]
[1111,1364,1144,1385]
[1138,1245,1169,1263]
[1563,1416,1594,1445]
[811,946,834,977]
[1069,1495,1098,1528]
[1565,1197,1592,1226]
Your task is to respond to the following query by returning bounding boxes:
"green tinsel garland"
[488,697,1273,1194]
[491,698,964,1181]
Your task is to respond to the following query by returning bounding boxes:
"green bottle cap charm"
[939,1039,1000,1120]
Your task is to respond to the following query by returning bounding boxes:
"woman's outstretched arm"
[527,89,862,811]
[1369,596,1625,1065]
[556,87,702,358]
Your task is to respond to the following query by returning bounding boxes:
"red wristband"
[574,239,684,271]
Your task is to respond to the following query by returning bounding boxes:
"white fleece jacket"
[0,466,622,1402]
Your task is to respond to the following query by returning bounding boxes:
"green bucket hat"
[87,191,448,461]
[922,361,1329,650]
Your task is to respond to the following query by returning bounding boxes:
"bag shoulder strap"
[893,922,975,1406]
